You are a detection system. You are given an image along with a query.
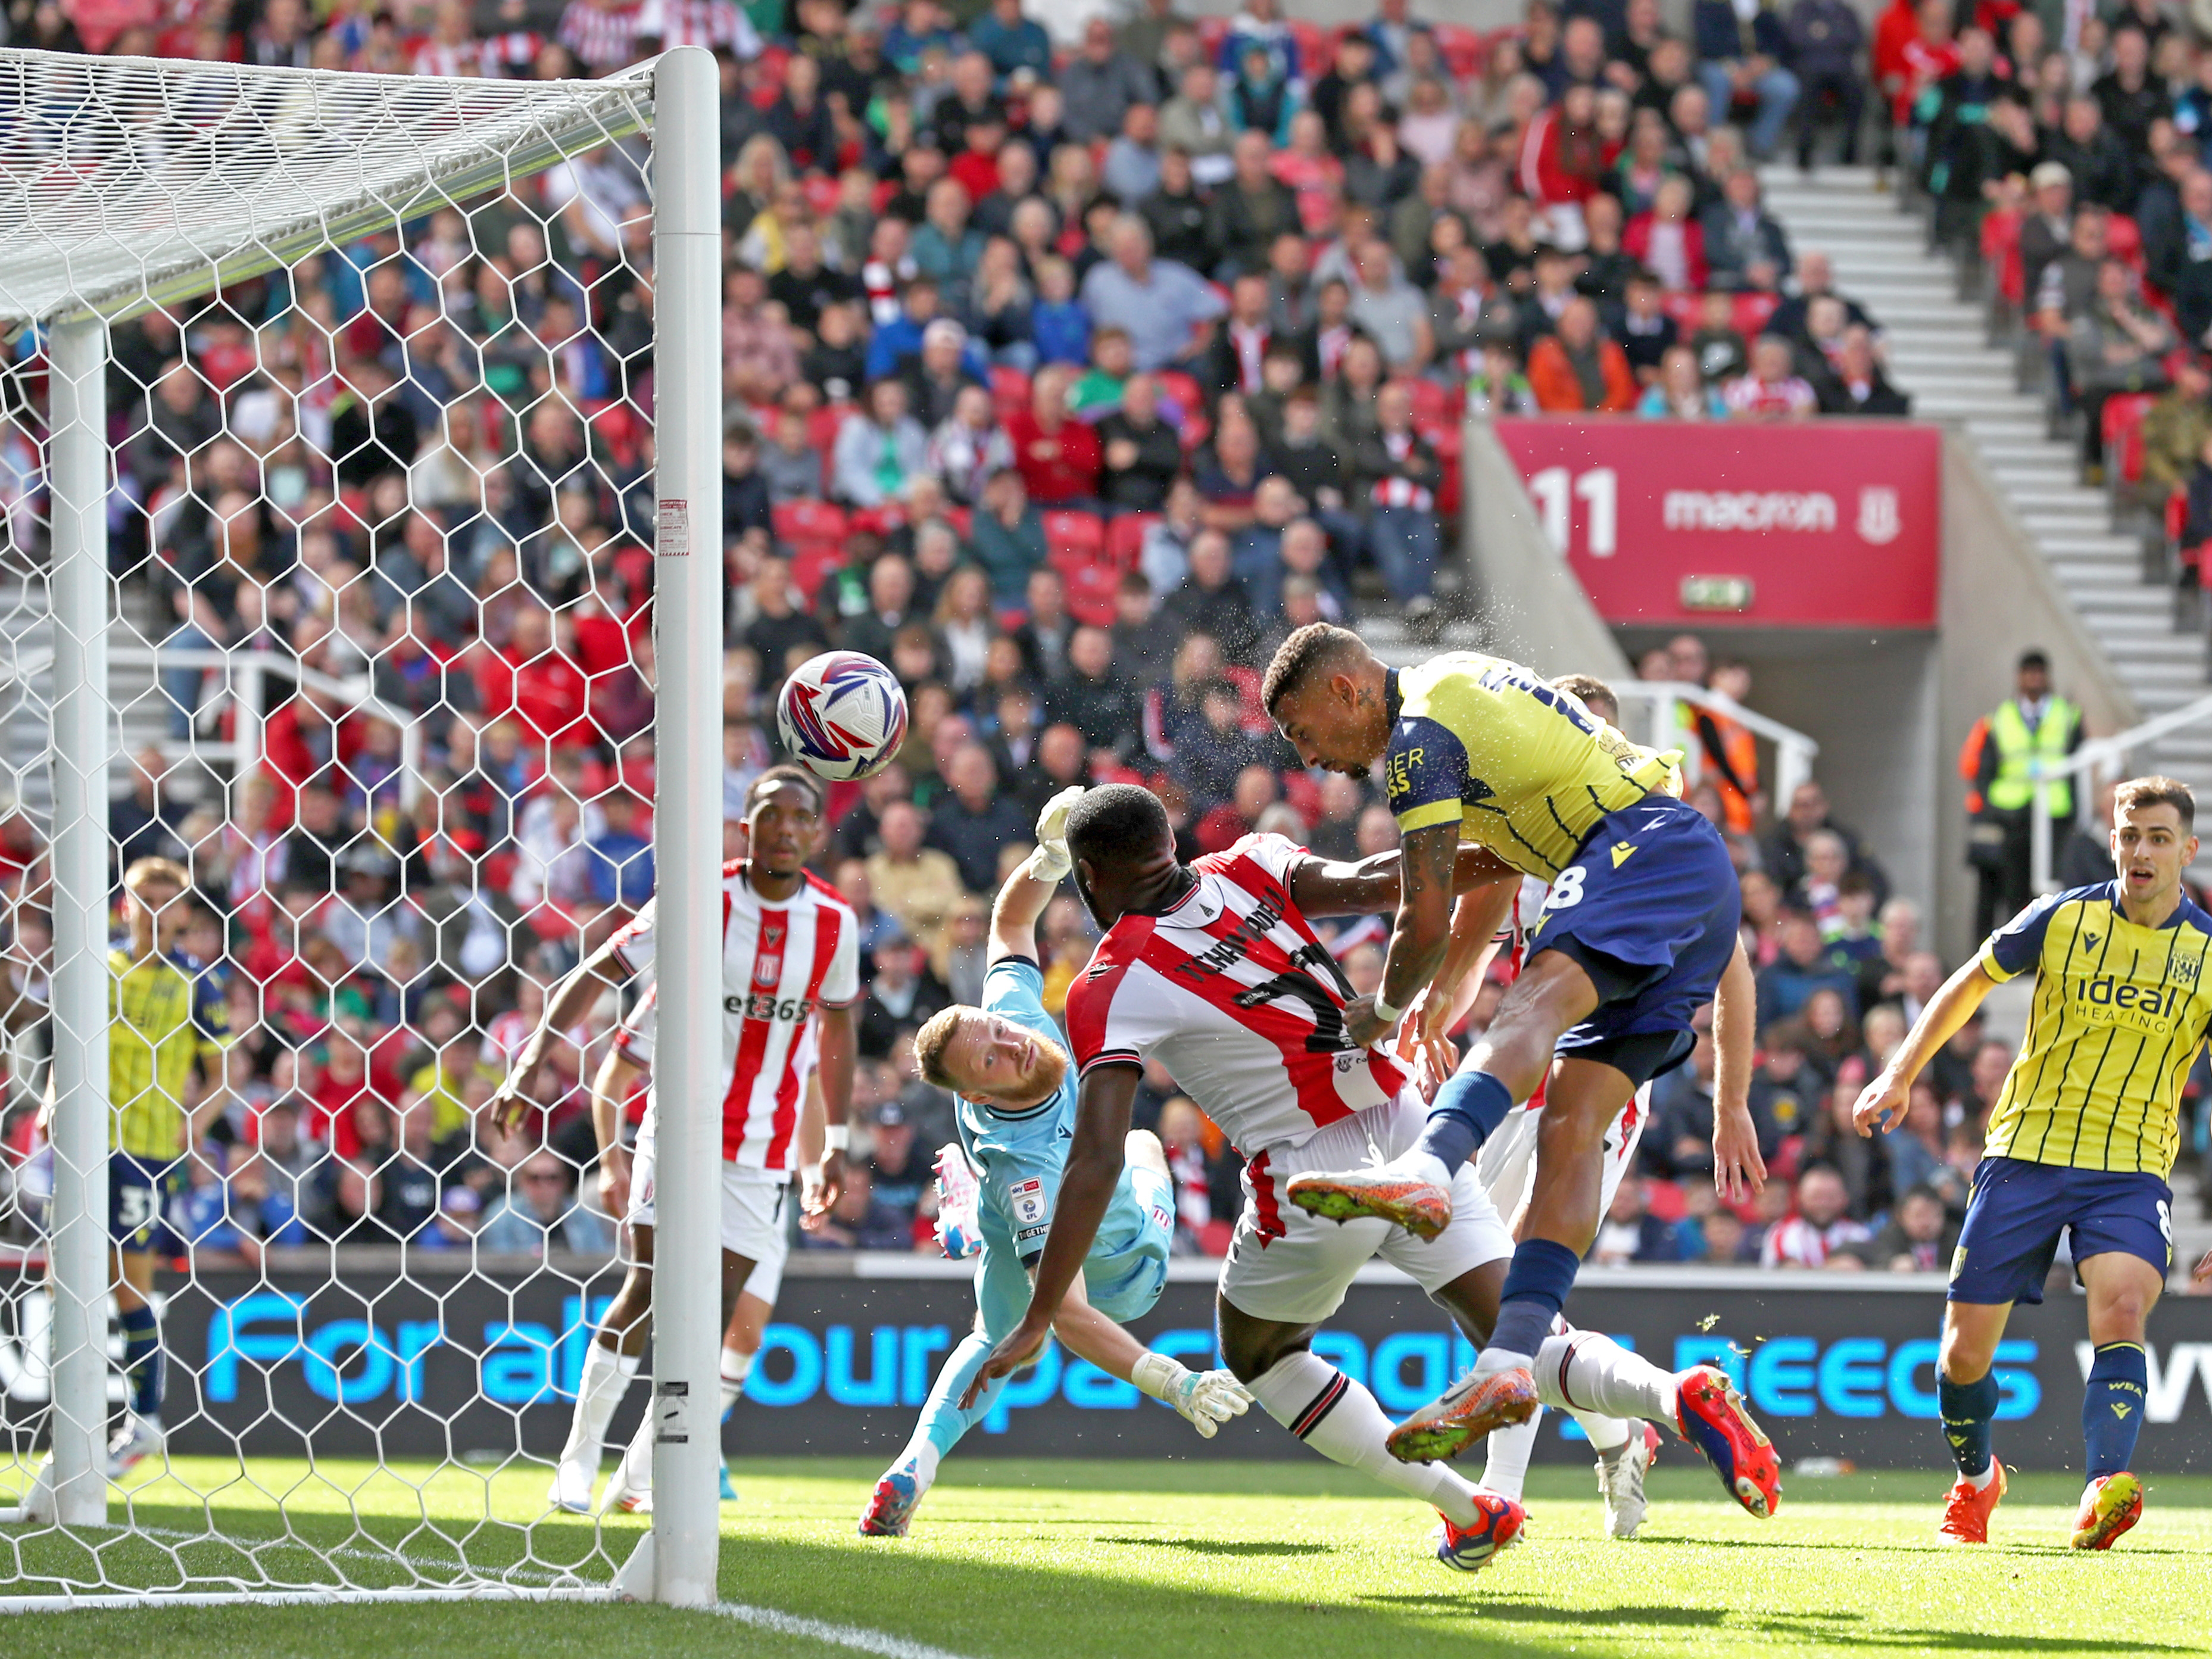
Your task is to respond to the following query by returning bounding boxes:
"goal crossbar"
[0,50,654,328]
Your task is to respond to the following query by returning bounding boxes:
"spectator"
[1759,1164,1871,1267]
[1755,901,1861,1027]
[1784,0,1865,167]
[1529,296,1637,411]
[1851,1183,1958,1273]
[1096,374,1184,513]
[1003,365,1104,507]
[832,380,931,509]
[2067,259,2175,480]
[1211,131,1304,277]
[865,799,966,949]
[1164,530,1262,666]
[1079,214,1229,372]
[1065,16,1160,145]
[971,467,1050,607]
[926,383,1015,507]
[1693,0,1800,163]
[1723,335,1820,419]
[481,1151,613,1255]
[926,744,1032,892]
[857,938,952,1059]
[1048,625,1144,757]
[1591,1178,1681,1264]
[1701,168,1793,290]
[1639,343,1729,417]
[1352,381,1444,603]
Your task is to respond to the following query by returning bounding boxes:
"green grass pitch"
[2,1457,2208,1658]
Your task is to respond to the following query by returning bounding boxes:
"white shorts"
[1474,1087,1651,1232]
[1221,1094,1516,1326]
[628,1128,791,1306]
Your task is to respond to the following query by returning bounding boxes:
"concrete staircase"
[1758,166,2212,781]
[1759,166,2212,1246]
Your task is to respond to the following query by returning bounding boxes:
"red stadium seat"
[1421,422,1463,519]
[942,504,973,539]
[772,500,848,545]
[1155,369,1204,418]
[1393,376,1452,426]
[1660,291,1703,329]
[802,174,841,217]
[1222,665,1270,733]
[990,364,1031,413]
[2102,392,2156,484]
[787,542,845,603]
[1434,23,1484,79]
[2107,214,2144,272]
[1732,292,1781,336]
[1057,557,1121,626]
[1290,18,1333,77]
[1042,509,1106,563]
[1105,512,1156,570]
[807,403,850,460]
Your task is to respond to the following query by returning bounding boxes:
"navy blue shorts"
[1948,1155,2173,1305]
[109,1152,182,1253]
[1526,794,1742,1087]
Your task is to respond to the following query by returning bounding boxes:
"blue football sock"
[1938,1369,1999,1479]
[1486,1238,1584,1359]
[120,1303,162,1423]
[2082,1341,2148,1479]
[1414,1069,1514,1172]
[906,1332,1004,1465]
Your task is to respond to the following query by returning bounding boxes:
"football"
[776,650,909,781]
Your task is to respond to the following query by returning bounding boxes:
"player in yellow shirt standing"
[95,857,229,1476]
[1854,777,2208,1551]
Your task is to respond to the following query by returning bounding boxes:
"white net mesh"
[0,46,671,1604]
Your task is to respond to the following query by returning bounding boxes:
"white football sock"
[1249,1351,1488,1529]
[617,1407,653,1495]
[1573,1410,1633,1455]
[560,1341,638,1468]
[891,1433,943,1495]
[1480,1405,1545,1502]
[1968,1458,2000,1491]
[1533,1328,1677,1427]
[719,1346,753,1418]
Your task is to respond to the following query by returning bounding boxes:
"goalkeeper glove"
[1025,784,1085,885]
[1131,1351,1255,1439]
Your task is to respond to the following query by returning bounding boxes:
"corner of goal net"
[609,1530,656,1604]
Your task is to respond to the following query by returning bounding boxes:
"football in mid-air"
[776,651,909,781]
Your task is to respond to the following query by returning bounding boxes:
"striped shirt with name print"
[1977,880,2212,1177]
[607,861,859,1172]
[1064,833,1408,1159]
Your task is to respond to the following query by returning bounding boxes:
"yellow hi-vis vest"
[1985,697,2080,818]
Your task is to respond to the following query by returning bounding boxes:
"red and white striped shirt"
[1066,833,1407,1159]
[634,0,759,54]
[609,861,859,1172]
[411,30,539,77]
[557,0,642,69]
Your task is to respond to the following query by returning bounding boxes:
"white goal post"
[0,43,723,1609]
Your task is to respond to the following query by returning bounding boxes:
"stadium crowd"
[14,0,2212,1283]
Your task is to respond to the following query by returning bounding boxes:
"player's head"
[1261,623,1390,777]
[122,856,190,955]
[743,765,826,876]
[1550,672,1618,725]
[2110,775,2197,908]
[912,1005,1070,1109]
[1065,783,1181,928]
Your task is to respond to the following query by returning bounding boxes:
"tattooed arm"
[1342,821,1460,1048]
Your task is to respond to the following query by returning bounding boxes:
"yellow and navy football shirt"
[1977,881,2212,1177]
[1384,653,1680,878]
[110,945,227,1162]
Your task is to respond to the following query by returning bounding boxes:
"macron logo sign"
[1663,490,1839,534]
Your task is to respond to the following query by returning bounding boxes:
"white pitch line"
[711,1600,984,1659]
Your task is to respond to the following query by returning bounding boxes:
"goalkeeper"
[857,790,1251,1537]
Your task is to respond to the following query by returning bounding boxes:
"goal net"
[0,45,728,1610]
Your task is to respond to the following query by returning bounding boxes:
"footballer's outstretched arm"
[491,934,630,1133]
[961,1061,1140,1403]
[1709,938,1764,1202]
[1287,840,1517,918]
[1853,956,2000,1135]
[987,858,1060,968]
[1407,878,1521,1084]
